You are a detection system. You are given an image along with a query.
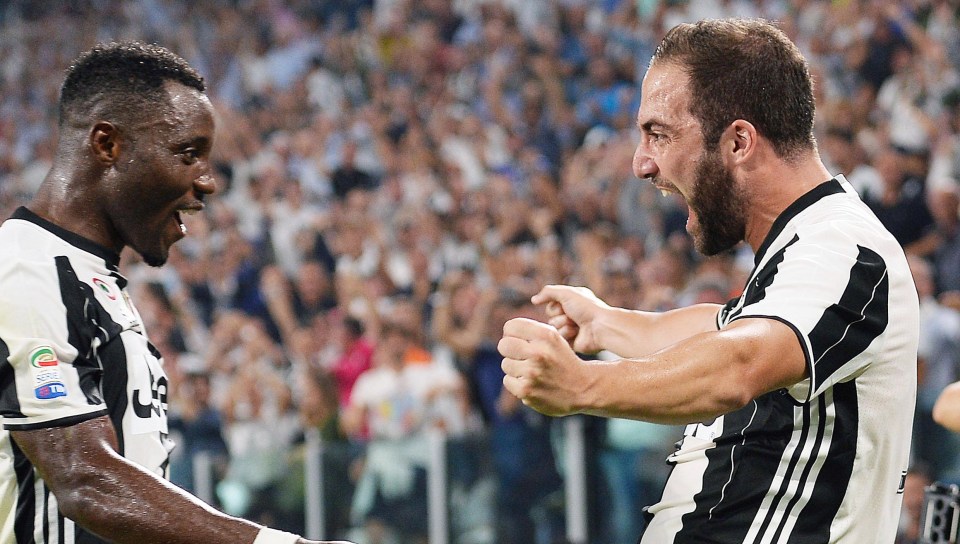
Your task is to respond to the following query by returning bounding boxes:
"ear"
[89,122,121,165]
[720,119,757,166]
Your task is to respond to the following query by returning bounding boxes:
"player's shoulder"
[791,185,899,254]
[0,215,86,320]
[0,218,60,285]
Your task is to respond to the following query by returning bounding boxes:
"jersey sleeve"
[728,226,890,403]
[0,257,107,430]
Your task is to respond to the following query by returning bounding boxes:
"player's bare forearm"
[580,318,807,423]
[10,416,346,544]
[501,316,806,424]
[592,303,722,358]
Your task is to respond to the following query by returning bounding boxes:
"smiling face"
[633,62,746,255]
[101,81,216,266]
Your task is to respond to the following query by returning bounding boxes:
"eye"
[179,147,201,164]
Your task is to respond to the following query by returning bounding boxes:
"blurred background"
[1,1,959,543]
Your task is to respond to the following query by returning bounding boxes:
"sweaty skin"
[499,60,832,424]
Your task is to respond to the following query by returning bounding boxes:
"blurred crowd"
[2,1,960,543]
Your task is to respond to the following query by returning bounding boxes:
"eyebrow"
[638,120,670,133]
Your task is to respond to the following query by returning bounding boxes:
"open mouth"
[174,211,186,234]
[653,181,679,197]
[174,207,201,235]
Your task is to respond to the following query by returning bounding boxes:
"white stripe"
[758,400,823,544]
[748,392,836,544]
[742,400,814,544]
[33,476,45,544]
[708,401,759,520]
[63,517,75,544]
[46,485,59,544]
[776,389,835,541]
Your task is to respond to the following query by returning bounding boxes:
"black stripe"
[56,257,108,406]
[754,179,845,266]
[11,207,120,268]
[3,409,109,431]
[673,390,798,543]
[11,436,36,543]
[723,236,799,324]
[55,256,130,454]
[44,487,52,544]
[751,402,813,543]
[788,381,858,543]
[0,335,23,419]
[769,397,828,542]
[729,234,800,323]
[808,246,888,391]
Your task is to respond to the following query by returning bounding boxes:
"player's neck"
[29,170,122,254]
[742,155,833,253]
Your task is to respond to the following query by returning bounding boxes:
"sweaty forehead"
[163,82,214,129]
[134,81,214,138]
[637,62,695,131]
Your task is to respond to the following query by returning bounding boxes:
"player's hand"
[499,317,592,417]
[531,285,610,354]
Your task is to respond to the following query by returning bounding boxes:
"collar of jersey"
[11,206,121,270]
[753,177,846,266]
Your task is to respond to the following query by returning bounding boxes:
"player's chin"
[135,240,171,268]
[140,249,169,267]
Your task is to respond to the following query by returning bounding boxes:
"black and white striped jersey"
[0,207,173,544]
[641,176,919,543]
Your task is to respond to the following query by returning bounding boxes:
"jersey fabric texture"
[0,207,173,544]
[640,176,919,544]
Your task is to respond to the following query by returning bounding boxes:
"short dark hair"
[652,18,815,160]
[59,41,205,126]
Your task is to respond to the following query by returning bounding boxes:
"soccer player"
[0,42,352,544]
[499,19,919,543]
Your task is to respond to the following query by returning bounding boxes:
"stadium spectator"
[1,2,957,542]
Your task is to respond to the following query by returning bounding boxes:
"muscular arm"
[11,416,343,544]
[590,303,723,358]
[500,316,807,424]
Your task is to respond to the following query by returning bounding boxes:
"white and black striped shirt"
[641,176,919,543]
[0,207,173,544]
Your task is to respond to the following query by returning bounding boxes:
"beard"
[686,148,747,256]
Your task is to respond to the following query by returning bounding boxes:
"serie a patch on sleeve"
[29,345,67,400]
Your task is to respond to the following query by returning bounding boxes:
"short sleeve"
[729,228,890,403]
[0,258,107,430]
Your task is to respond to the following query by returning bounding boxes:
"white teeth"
[182,208,199,216]
[660,189,671,197]
[180,223,187,234]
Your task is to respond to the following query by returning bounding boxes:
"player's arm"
[587,303,724,358]
[11,416,350,544]
[934,381,960,433]
[500,316,806,424]
[533,284,721,357]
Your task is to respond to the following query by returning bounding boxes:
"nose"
[633,142,659,179]
[194,173,217,196]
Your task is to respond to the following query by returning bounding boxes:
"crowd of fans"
[2,1,960,543]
